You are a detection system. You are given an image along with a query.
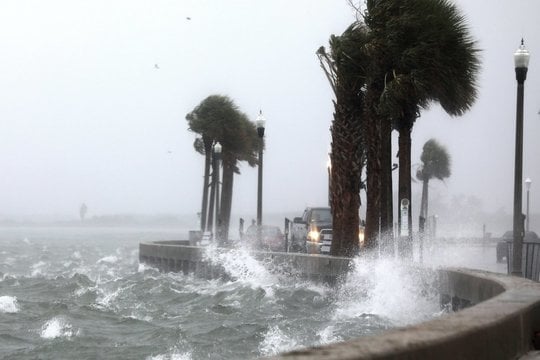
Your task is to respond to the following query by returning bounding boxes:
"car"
[243,225,286,252]
[496,231,540,262]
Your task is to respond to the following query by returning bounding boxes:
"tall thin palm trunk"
[419,178,429,230]
[364,82,383,251]
[200,139,213,232]
[397,118,413,259]
[220,159,235,243]
[418,177,429,263]
[206,153,217,234]
[380,119,394,255]
[330,101,362,257]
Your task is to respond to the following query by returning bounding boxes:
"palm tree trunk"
[220,159,235,243]
[330,100,362,257]
[419,178,429,263]
[380,118,394,256]
[397,117,413,260]
[200,139,213,232]
[206,153,217,234]
[419,178,429,228]
[364,83,383,252]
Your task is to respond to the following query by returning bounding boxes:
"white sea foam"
[95,283,135,310]
[98,255,119,264]
[22,237,31,245]
[138,262,156,273]
[96,287,122,308]
[30,261,47,277]
[126,313,153,322]
[71,251,82,260]
[259,325,299,357]
[40,317,75,339]
[146,348,192,360]
[0,296,19,313]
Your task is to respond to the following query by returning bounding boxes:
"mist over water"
[1,227,455,359]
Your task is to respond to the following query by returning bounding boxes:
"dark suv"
[290,207,332,253]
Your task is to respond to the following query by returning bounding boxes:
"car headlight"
[358,228,365,245]
[308,230,320,242]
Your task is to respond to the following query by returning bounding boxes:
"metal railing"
[507,241,540,281]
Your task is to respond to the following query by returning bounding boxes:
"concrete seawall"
[139,241,540,359]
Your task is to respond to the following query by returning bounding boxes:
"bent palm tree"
[364,0,480,257]
[317,22,369,257]
[417,139,451,260]
[187,95,259,241]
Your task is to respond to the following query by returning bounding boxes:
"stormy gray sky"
[0,0,539,224]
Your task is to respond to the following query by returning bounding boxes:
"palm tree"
[186,95,259,241]
[219,113,259,241]
[417,139,451,260]
[363,0,480,256]
[317,22,369,257]
[186,114,213,232]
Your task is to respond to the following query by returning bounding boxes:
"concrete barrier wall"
[139,242,540,359]
[139,242,352,283]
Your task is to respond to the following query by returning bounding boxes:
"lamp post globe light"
[511,39,530,277]
[526,178,532,232]
[256,111,266,248]
[214,142,222,243]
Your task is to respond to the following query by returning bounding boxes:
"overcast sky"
[0,0,539,223]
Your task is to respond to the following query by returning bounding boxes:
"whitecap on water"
[95,283,135,310]
[146,348,192,360]
[30,261,48,277]
[40,317,76,339]
[71,251,82,260]
[97,255,119,264]
[138,262,157,273]
[203,246,278,293]
[0,295,19,313]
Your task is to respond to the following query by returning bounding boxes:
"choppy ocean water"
[0,227,443,359]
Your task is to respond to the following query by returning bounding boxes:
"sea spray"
[259,325,299,357]
[203,245,278,290]
[0,295,19,313]
[334,255,442,326]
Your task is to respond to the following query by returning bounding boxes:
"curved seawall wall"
[139,241,540,359]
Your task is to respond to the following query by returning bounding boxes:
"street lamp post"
[511,39,530,277]
[526,178,532,232]
[256,111,266,248]
[214,142,222,244]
